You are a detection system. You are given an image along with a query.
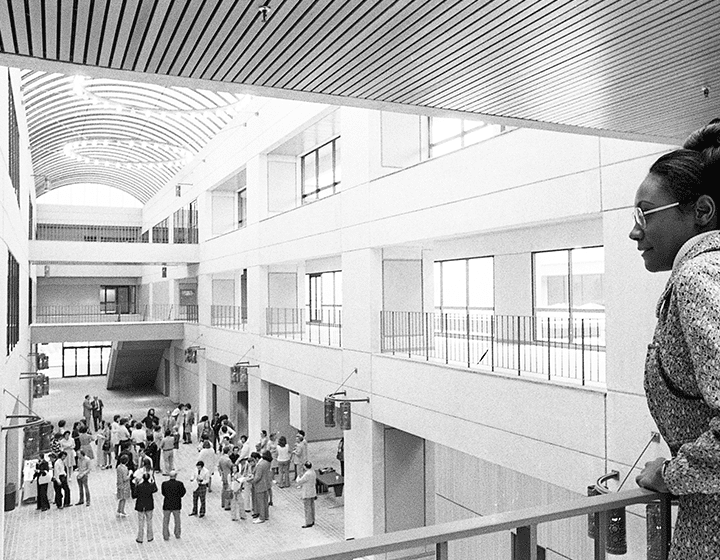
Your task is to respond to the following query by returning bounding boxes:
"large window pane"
[441,260,467,310]
[572,247,604,309]
[431,117,462,143]
[317,143,333,189]
[534,251,569,310]
[302,152,317,196]
[468,257,494,309]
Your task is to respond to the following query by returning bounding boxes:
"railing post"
[581,318,586,385]
[517,315,522,376]
[466,312,471,368]
[515,525,537,560]
[436,540,448,560]
[407,312,412,358]
[392,311,396,355]
[425,311,430,361]
[491,314,495,371]
[594,510,608,560]
[659,493,672,560]
[547,317,551,380]
[444,313,449,364]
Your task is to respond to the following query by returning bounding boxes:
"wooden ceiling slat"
[57,0,75,61]
[268,0,376,89]
[84,0,107,66]
[416,1,682,110]
[197,3,259,81]
[361,0,571,102]
[132,0,173,72]
[0,1,18,54]
[290,0,415,92]
[377,0,578,106]
[209,0,293,83]
[96,0,125,67]
[122,0,156,70]
[70,0,92,63]
[163,1,217,76]
[175,0,233,76]
[230,0,325,84]
[152,0,196,75]
[447,5,713,117]
[333,0,485,98]
[9,0,29,55]
[248,0,352,85]
[107,0,138,68]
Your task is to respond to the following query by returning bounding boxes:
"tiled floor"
[4,377,345,560]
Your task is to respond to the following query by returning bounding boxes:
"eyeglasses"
[633,202,680,229]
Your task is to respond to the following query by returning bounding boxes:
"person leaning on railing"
[631,119,720,559]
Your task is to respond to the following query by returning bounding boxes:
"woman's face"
[629,173,698,272]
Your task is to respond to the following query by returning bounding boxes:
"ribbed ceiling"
[2,0,719,200]
[21,70,252,202]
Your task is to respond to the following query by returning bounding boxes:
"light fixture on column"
[184,346,202,363]
[258,0,271,22]
[230,346,257,384]
[324,368,369,431]
[588,471,627,555]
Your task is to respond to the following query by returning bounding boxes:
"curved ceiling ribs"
[20,70,251,202]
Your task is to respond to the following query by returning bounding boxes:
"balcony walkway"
[4,377,345,560]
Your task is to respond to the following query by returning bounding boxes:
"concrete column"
[248,377,270,448]
[246,265,269,335]
[341,248,383,354]
[344,415,385,539]
[197,350,208,420]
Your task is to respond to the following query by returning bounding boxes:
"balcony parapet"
[266,307,341,347]
[259,488,670,560]
[380,311,605,386]
[33,305,198,324]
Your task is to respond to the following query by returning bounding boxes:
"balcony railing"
[266,307,341,347]
[259,488,670,560]
[34,305,199,324]
[211,305,247,330]
[380,311,605,385]
[35,223,147,243]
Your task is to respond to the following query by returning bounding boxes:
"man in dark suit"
[134,472,157,543]
[252,451,273,523]
[161,470,186,540]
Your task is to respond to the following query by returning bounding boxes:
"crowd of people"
[32,397,329,541]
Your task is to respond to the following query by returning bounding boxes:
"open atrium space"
[1,2,719,559]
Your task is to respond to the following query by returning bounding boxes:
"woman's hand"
[635,457,670,492]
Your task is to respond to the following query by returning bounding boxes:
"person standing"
[276,435,291,487]
[189,460,211,517]
[160,430,175,475]
[82,395,93,433]
[116,454,132,517]
[291,433,308,477]
[336,437,344,476]
[52,451,71,508]
[183,404,195,444]
[197,440,217,492]
[296,461,317,528]
[252,451,273,524]
[230,463,246,521]
[217,446,233,511]
[161,471,186,540]
[75,450,91,506]
[631,129,720,558]
[34,455,51,511]
[91,396,103,431]
[134,473,157,543]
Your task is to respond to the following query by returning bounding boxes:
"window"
[152,218,169,244]
[6,251,20,355]
[434,256,494,313]
[237,187,247,228]
[428,117,506,158]
[533,247,604,343]
[301,137,341,203]
[100,286,136,314]
[306,271,342,323]
[173,199,198,244]
[8,73,20,205]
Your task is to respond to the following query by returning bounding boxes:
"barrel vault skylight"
[21,70,256,203]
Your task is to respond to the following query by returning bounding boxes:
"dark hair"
[278,436,287,447]
[119,455,128,464]
[262,450,272,462]
[649,149,705,203]
[196,460,204,467]
[683,120,720,219]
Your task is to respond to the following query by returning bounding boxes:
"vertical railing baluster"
[515,525,537,560]
[490,314,495,371]
[581,318,586,385]
[444,313,449,364]
[466,312,471,369]
[425,311,430,361]
[547,317,551,380]
[659,494,672,560]
[407,312,412,358]
[436,541,448,560]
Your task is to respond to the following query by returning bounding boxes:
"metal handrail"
[258,488,669,560]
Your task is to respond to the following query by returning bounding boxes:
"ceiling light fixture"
[258,0,271,22]
[63,139,193,169]
[72,76,254,119]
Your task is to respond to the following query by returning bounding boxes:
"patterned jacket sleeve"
[664,259,720,494]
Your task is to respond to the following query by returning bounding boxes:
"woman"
[116,454,132,517]
[59,431,75,473]
[77,425,94,461]
[632,126,720,558]
[34,454,51,511]
[267,432,279,475]
[230,463,246,521]
[276,435,291,488]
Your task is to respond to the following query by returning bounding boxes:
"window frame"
[300,137,341,204]
[427,116,507,159]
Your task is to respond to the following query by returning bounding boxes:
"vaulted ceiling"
[0,0,718,201]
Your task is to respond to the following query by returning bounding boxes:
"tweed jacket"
[645,231,720,493]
